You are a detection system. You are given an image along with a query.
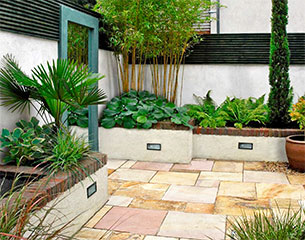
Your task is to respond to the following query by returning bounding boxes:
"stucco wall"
[0,31,58,132]
[211,0,305,34]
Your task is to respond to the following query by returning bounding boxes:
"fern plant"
[221,95,269,129]
[186,91,226,128]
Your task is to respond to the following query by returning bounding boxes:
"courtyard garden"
[0,0,304,239]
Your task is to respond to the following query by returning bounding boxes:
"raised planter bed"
[73,123,193,163]
[0,153,108,235]
[73,125,303,163]
[193,127,303,162]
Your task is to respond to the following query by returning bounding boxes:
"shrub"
[227,206,305,240]
[290,97,305,129]
[268,0,292,128]
[220,95,269,129]
[186,91,226,128]
[0,117,54,166]
[101,90,193,129]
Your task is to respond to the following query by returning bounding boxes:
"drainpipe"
[216,0,220,34]
[209,0,220,34]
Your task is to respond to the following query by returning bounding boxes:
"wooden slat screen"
[185,33,305,64]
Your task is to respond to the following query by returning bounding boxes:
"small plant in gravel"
[227,206,305,240]
[101,90,193,129]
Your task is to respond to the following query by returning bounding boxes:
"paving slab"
[106,195,133,207]
[150,172,199,186]
[109,169,156,182]
[75,228,107,240]
[287,175,305,185]
[199,171,242,182]
[120,160,137,169]
[162,185,218,204]
[95,206,167,235]
[101,231,144,240]
[158,211,226,240]
[243,161,265,171]
[256,183,305,199]
[107,159,127,169]
[171,160,214,172]
[132,162,173,171]
[85,205,112,228]
[130,198,186,211]
[218,181,256,198]
[114,182,170,200]
[213,161,243,173]
[244,171,289,184]
[184,203,214,214]
[196,179,220,188]
[144,236,178,240]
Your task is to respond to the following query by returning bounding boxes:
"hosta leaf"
[101,118,116,129]
[1,129,10,137]
[32,138,45,145]
[123,117,135,129]
[137,116,147,124]
[12,128,23,139]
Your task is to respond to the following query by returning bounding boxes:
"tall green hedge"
[268,0,292,127]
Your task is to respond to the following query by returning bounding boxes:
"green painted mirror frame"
[59,5,99,151]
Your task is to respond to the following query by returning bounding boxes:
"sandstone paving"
[256,183,305,199]
[218,181,256,198]
[132,162,173,171]
[109,169,156,182]
[95,206,167,235]
[107,159,127,169]
[158,211,226,240]
[83,159,305,240]
[199,171,242,182]
[212,161,243,173]
[150,171,198,186]
[162,185,218,204]
[171,160,214,172]
[244,171,289,184]
[130,198,186,211]
[113,182,170,200]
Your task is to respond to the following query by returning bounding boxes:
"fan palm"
[0,55,106,127]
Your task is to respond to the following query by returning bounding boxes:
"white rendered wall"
[0,31,58,131]
[211,0,305,34]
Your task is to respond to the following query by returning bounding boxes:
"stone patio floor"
[75,159,305,240]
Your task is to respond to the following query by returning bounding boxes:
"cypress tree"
[268,0,292,128]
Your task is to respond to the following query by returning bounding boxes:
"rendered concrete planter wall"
[0,153,108,236]
[72,126,193,163]
[193,127,303,162]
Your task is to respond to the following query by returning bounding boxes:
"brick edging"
[193,127,304,138]
[0,152,107,207]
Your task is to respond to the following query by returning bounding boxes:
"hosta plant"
[101,90,193,129]
[221,95,269,129]
[290,97,305,129]
[0,117,54,166]
[186,91,226,128]
[68,107,89,128]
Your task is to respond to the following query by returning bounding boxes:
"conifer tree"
[268,0,292,127]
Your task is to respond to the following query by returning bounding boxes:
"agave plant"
[0,55,107,127]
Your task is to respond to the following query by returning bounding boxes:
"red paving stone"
[94,206,167,235]
[132,161,173,171]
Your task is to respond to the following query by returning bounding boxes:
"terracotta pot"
[285,135,305,172]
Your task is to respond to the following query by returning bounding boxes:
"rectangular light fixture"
[87,182,97,198]
[238,142,253,150]
[147,143,161,151]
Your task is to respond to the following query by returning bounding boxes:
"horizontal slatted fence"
[185,33,305,64]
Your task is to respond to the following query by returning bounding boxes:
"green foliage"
[0,117,54,166]
[186,91,269,129]
[290,97,305,129]
[227,206,305,240]
[46,130,91,173]
[101,90,193,129]
[0,55,106,127]
[221,95,269,129]
[268,0,292,127]
[186,91,226,128]
[68,107,89,128]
